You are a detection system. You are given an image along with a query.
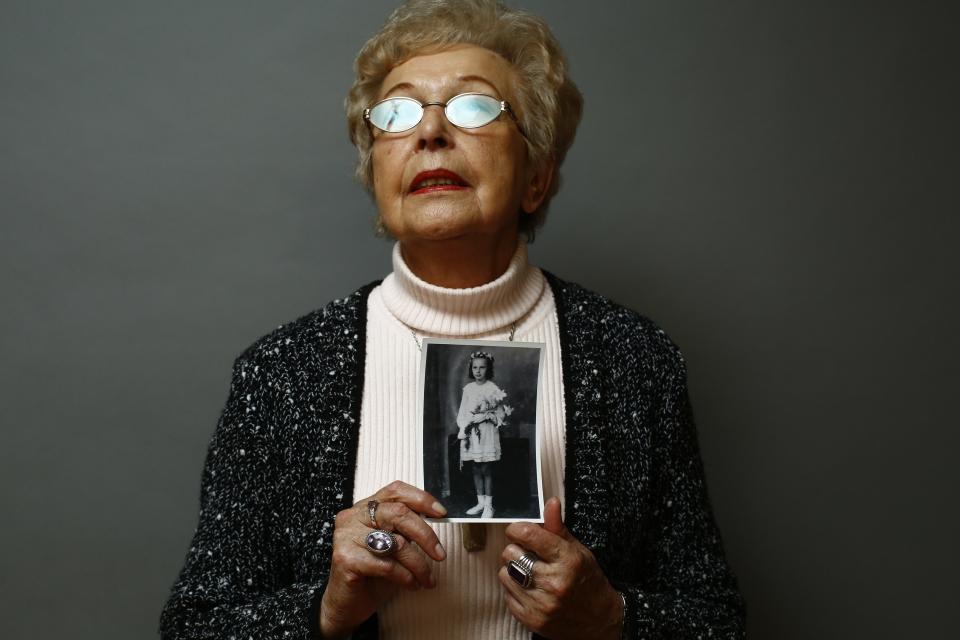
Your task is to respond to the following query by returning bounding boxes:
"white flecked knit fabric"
[353,241,567,639]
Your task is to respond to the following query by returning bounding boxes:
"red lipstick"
[409,169,470,195]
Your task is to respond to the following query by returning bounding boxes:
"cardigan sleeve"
[159,353,328,640]
[615,359,746,638]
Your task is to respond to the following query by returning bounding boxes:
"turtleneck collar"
[379,240,546,336]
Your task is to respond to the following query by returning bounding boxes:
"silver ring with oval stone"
[365,529,397,556]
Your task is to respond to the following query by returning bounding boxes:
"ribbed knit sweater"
[159,262,746,639]
[356,242,565,638]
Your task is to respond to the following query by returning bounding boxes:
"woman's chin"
[393,217,478,243]
[387,200,488,240]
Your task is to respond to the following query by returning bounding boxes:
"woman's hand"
[499,497,623,640]
[319,481,447,639]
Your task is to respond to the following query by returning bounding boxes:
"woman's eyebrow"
[381,76,503,100]
[382,81,416,98]
[457,75,502,96]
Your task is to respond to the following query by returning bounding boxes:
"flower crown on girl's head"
[469,351,494,363]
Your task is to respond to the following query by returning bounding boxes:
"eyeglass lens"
[368,94,503,133]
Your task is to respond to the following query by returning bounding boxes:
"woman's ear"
[521,158,555,214]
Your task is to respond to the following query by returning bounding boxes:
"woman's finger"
[498,564,551,609]
[501,543,542,569]
[350,531,435,588]
[330,532,420,590]
[503,589,530,622]
[541,496,569,537]
[369,480,447,518]
[498,564,528,599]
[361,499,446,562]
[503,587,549,636]
[504,521,567,563]
[331,516,433,589]
[499,564,561,636]
[499,550,553,593]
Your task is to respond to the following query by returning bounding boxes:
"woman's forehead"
[380,44,515,100]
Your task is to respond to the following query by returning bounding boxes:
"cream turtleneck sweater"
[353,241,567,639]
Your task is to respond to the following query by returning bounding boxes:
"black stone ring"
[365,529,397,556]
[507,551,538,588]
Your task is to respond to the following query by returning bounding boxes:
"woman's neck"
[399,235,519,288]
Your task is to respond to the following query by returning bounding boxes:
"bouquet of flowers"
[472,387,514,428]
[464,388,514,448]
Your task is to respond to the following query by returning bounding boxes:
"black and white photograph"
[419,339,544,523]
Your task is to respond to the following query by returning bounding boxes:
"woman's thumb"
[543,497,567,537]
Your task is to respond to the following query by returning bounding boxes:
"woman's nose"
[417,104,451,150]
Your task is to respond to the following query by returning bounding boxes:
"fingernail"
[432,501,447,516]
[435,542,446,560]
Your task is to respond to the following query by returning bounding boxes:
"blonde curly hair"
[345,0,583,240]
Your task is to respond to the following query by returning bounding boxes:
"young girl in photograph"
[456,351,513,518]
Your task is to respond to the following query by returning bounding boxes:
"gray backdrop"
[1,1,957,638]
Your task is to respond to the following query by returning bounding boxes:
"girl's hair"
[467,352,495,380]
[345,0,583,241]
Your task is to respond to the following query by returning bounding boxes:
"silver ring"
[365,529,397,556]
[507,551,538,588]
[367,500,380,529]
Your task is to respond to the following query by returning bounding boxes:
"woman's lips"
[409,169,470,195]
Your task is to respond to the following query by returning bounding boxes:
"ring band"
[367,499,379,529]
[507,551,538,588]
[365,529,397,556]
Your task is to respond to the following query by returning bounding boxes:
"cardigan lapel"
[543,272,610,552]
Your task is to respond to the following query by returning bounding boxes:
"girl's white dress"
[456,380,513,465]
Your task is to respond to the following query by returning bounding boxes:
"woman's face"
[471,358,488,382]
[370,45,549,244]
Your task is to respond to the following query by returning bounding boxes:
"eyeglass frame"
[363,92,527,139]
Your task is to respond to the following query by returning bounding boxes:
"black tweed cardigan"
[159,273,745,639]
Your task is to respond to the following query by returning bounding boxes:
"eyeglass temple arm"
[500,102,528,140]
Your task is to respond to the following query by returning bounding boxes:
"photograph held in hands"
[418,339,545,523]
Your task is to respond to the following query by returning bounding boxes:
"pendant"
[461,522,486,551]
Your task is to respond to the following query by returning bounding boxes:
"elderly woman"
[159,1,744,638]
